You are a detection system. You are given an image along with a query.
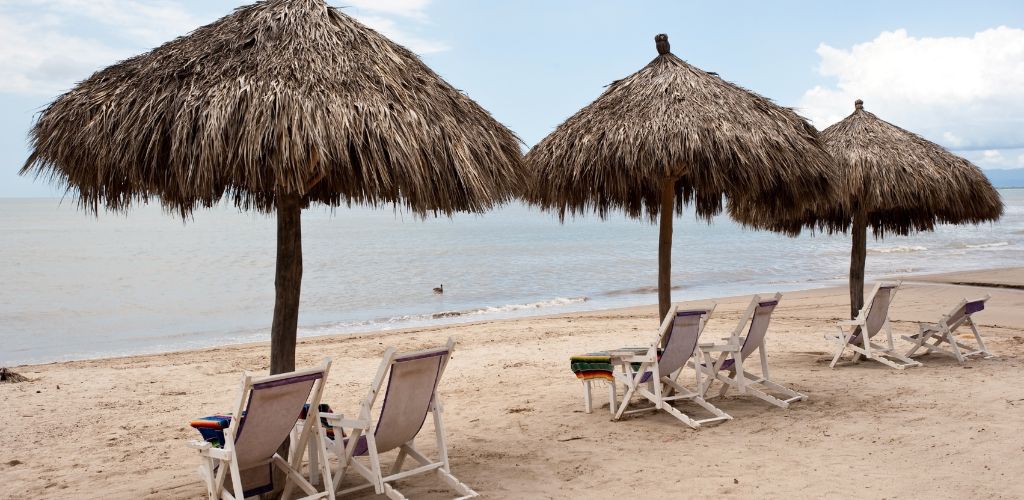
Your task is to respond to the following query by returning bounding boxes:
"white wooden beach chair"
[609,304,732,429]
[903,295,993,363]
[187,359,335,500]
[826,281,921,369]
[696,293,806,408]
[321,338,477,499]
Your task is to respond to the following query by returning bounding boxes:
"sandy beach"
[2,267,1023,499]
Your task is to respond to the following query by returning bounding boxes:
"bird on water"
[433,284,444,294]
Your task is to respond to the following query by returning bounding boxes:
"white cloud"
[352,14,449,54]
[343,0,448,54]
[345,0,431,19]
[0,0,205,95]
[0,0,448,96]
[982,150,1003,162]
[0,15,127,95]
[800,27,1024,150]
[26,0,204,46]
[956,147,1024,170]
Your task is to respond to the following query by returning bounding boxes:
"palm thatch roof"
[21,0,523,217]
[733,100,1004,236]
[525,34,839,224]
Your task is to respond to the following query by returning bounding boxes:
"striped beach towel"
[190,403,336,448]
[570,347,651,381]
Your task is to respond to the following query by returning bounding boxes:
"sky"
[2,0,1023,197]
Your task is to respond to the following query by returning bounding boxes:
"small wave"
[300,296,590,334]
[962,241,1010,249]
[599,285,684,297]
[868,245,927,254]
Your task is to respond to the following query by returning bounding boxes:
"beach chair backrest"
[232,369,324,497]
[864,284,897,338]
[658,309,710,376]
[740,299,779,360]
[372,346,451,454]
[946,297,987,329]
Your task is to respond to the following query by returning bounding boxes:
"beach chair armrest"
[321,413,370,430]
[187,440,212,451]
[836,319,862,327]
[699,343,740,352]
[188,441,230,460]
[608,353,653,363]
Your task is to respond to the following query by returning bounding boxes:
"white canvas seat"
[826,281,921,369]
[609,304,731,429]
[903,295,993,363]
[697,293,806,408]
[188,359,335,500]
[321,338,477,499]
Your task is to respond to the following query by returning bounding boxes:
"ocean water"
[3,189,1022,366]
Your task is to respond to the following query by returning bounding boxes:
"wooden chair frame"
[696,293,806,408]
[322,338,477,500]
[903,295,993,363]
[609,304,732,429]
[187,359,335,500]
[826,281,920,370]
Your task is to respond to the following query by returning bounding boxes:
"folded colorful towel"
[190,403,335,448]
[189,414,237,448]
[570,348,650,381]
[570,353,617,381]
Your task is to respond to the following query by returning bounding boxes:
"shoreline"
[8,266,1018,370]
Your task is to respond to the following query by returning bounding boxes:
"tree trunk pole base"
[270,193,303,375]
[658,178,676,323]
[849,210,868,320]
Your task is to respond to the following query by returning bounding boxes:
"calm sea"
[3,189,1022,365]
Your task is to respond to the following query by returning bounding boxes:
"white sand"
[2,268,1024,499]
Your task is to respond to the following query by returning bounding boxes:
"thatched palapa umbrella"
[739,99,1003,318]
[527,34,838,320]
[21,0,524,374]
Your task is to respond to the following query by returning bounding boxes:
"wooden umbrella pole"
[658,178,676,321]
[270,192,303,375]
[849,208,868,319]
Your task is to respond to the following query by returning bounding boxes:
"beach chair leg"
[661,403,700,429]
[717,371,732,398]
[945,327,966,363]
[582,380,593,414]
[614,380,638,420]
[315,426,336,500]
[829,329,848,369]
[904,326,932,359]
[391,448,408,475]
[437,469,480,498]
[970,321,993,358]
[734,357,748,395]
[366,435,385,494]
[307,428,320,486]
[607,381,617,416]
[228,457,244,500]
[744,384,790,409]
[692,396,732,423]
[197,459,218,500]
[758,375,807,401]
[383,482,408,500]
